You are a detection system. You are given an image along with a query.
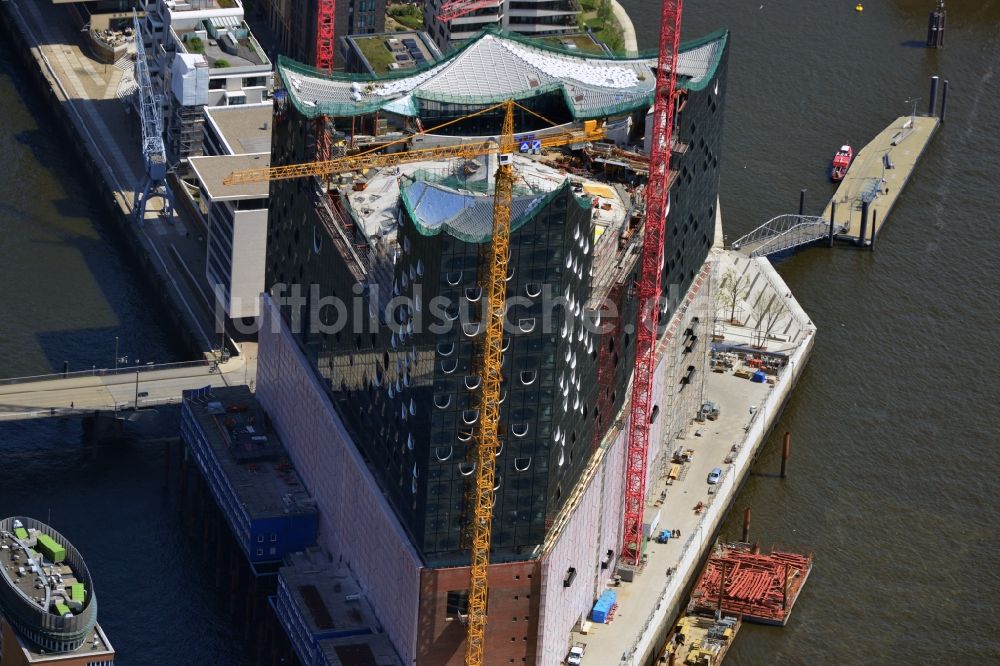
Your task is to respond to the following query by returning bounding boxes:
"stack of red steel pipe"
[692,544,812,624]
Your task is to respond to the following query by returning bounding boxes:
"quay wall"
[0,3,207,359]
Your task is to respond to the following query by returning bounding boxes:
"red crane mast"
[620,0,684,566]
[315,0,336,73]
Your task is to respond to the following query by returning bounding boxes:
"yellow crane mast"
[463,100,515,666]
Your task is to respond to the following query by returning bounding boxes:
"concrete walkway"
[610,0,638,55]
[821,114,939,244]
[574,251,816,665]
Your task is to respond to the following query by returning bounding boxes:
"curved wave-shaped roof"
[279,28,728,120]
[400,179,584,243]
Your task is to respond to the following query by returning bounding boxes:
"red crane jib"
[438,0,498,23]
[316,0,336,73]
[620,0,684,566]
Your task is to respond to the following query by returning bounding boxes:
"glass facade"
[264,37,728,566]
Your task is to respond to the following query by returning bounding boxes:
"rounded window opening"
[458,429,473,442]
[465,287,482,302]
[514,457,531,472]
[462,409,479,425]
[312,225,323,254]
[459,462,476,476]
[437,342,454,356]
[464,375,481,390]
[518,318,536,334]
[441,359,458,374]
[446,271,463,286]
[511,423,528,437]
[434,446,453,462]
[434,394,451,409]
[520,370,537,386]
[525,283,542,298]
[463,323,482,337]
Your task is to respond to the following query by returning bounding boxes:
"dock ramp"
[731,214,845,258]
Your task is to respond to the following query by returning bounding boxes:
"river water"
[617,0,1000,662]
[2,1,999,663]
[0,27,251,665]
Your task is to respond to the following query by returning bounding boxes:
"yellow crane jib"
[221,110,604,186]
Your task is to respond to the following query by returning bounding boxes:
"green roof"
[55,602,72,616]
[14,527,27,540]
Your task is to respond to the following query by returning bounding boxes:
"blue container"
[751,370,767,383]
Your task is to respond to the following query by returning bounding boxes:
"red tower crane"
[314,0,336,164]
[315,0,336,73]
[620,0,684,566]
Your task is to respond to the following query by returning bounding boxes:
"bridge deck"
[0,354,256,421]
[823,115,939,244]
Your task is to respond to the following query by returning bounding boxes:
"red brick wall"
[417,561,541,666]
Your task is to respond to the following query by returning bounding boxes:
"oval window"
[313,225,323,254]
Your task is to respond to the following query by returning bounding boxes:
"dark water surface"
[2,1,999,664]
[618,0,1000,662]
[0,26,250,665]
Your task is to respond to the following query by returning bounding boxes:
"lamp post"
[135,361,154,409]
[904,97,920,127]
[114,336,119,371]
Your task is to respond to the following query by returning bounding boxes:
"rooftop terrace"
[173,18,269,70]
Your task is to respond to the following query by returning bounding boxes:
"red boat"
[831,144,853,181]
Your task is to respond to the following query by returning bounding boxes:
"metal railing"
[0,360,212,387]
[731,214,844,258]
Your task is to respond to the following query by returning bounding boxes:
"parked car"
[707,467,722,484]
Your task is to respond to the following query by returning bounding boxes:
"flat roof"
[205,103,273,155]
[345,31,441,75]
[17,623,114,663]
[183,386,316,521]
[279,550,379,638]
[190,153,270,201]
[317,634,401,666]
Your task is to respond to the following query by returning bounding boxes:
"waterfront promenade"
[579,250,815,665]
[2,0,223,354]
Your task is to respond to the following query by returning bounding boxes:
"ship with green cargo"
[0,516,98,653]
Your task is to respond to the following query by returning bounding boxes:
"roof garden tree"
[717,268,751,325]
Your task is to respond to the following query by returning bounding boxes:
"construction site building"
[251,0,386,68]
[254,27,728,664]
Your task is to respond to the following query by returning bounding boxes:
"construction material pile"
[691,543,812,625]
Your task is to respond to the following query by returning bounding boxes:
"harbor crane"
[132,11,173,223]
[225,101,602,666]
[620,0,685,566]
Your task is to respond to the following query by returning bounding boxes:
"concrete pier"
[821,114,939,245]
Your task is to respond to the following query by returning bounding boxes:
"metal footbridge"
[731,214,847,258]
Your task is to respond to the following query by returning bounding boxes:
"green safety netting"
[278,27,728,120]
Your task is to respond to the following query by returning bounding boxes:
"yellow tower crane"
[224,100,602,666]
